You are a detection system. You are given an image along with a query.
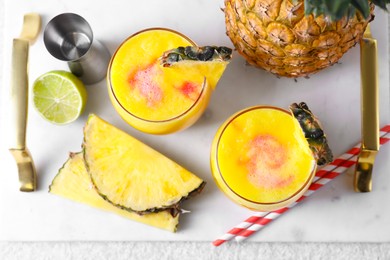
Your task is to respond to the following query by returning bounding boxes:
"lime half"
[32,71,87,124]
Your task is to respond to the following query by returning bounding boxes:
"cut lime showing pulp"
[33,71,87,124]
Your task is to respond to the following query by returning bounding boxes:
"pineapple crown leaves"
[302,0,390,21]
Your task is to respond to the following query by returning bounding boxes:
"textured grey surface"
[1,242,390,259]
[1,1,389,259]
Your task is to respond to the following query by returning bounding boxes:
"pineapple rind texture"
[49,153,179,232]
[224,0,374,77]
[160,46,232,66]
[289,102,333,165]
[83,114,205,214]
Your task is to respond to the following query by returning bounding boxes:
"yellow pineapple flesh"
[83,114,205,213]
[49,153,179,232]
[224,0,373,77]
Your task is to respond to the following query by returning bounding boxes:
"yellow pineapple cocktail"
[108,28,225,134]
[211,106,317,211]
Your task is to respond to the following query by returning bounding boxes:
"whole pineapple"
[224,0,388,78]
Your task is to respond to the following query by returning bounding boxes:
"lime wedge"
[32,70,87,124]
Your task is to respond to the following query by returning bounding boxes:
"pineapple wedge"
[289,102,333,166]
[83,114,205,213]
[49,153,179,232]
[160,46,232,90]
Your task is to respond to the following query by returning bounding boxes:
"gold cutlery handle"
[9,38,37,192]
[360,37,379,151]
[354,27,379,193]
[354,150,377,192]
[9,14,41,192]
[9,149,36,192]
[10,38,29,150]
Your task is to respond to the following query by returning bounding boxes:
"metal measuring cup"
[44,13,111,84]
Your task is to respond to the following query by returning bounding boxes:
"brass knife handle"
[360,37,379,151]
[354,28,379,192]
[10,38,29,150]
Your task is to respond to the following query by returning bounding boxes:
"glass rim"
[107,27,207,124]
[214,105,316,206]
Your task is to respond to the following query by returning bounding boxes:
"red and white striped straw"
[212,211,269,246]
[212,124,390,246]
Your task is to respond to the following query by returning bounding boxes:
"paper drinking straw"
[212,124,390,246]
[212,211,269,246]
[234,127,390,242]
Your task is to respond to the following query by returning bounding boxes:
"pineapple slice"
[83,114,205,213]
[160,46,232,90]
[289,102,333,166]
[49,153,179,232]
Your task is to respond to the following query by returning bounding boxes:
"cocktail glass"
[210,106,317,211]
[107,28,213,134]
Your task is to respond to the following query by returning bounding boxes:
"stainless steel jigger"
[44,13,111,84]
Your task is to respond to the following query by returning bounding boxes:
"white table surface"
[1,0,390,258]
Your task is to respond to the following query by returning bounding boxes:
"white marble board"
[0,0,389,242]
